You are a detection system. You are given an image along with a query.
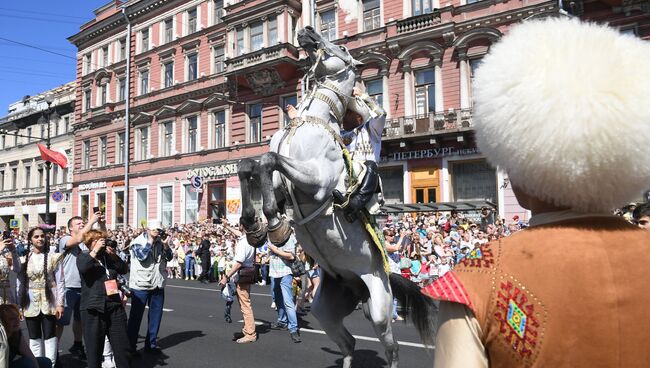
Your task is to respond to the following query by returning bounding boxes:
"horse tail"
[389,273,437,346]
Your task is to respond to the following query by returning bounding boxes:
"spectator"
[0,304,52,368]
[77,230,130,368]
[0,237,18,304]
[126,223,173,354]
[16,227,65,367]
[197,233,212,284]
[219,220,257,344]
[267,234,301,344]
[633,202,650,230]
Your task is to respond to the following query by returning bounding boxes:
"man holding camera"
[126,222,173,354]
[56,212,102,361]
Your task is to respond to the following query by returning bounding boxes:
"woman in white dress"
[15,227,64,366]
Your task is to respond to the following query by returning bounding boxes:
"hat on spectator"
[473,18,650,213]
[148,220,162,230]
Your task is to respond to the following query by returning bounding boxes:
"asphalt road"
[56,278,434,368]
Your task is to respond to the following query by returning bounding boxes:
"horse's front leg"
[237,158,268,247]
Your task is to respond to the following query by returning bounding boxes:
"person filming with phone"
[77,230,130,368]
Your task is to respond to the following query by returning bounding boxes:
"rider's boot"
[333,161,379,222]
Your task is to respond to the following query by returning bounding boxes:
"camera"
[105,239,118,249]
[116,275,131,298]
[2,230,11,240]
[157,230,168,241]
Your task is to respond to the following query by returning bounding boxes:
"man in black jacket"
[77,230,131,368]
[197,232,212,284]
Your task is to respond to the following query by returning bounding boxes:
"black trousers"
[200,255,211,280]
[25,313,56,339]
[81,307,131,368]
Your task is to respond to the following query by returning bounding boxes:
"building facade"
[0,83,76,231]
[68,0,649,229]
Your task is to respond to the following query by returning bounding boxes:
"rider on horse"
[287,87,386,221]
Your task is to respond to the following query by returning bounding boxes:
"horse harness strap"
[311,91,344,124]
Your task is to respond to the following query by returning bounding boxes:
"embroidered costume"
[16,252,65,317]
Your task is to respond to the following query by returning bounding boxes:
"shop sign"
[226,187,242,224]
[79,181,107,191]
[0,202,14,208]
[383,147,480,162]
[186,163,238,180]
[24,198,46,206]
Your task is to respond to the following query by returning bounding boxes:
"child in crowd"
[222,254,236,323]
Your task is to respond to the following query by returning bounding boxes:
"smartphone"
[2,230,10,240]
[93,206,100,213]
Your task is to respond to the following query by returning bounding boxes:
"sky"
[0,0,110,114]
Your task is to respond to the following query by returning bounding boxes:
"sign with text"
[382,147,480,162]
[79,182,107,191]
[190,176,203,189]
[186,163,238,180]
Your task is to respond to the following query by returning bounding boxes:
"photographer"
[77,231,130,368]
[126,223,172,354]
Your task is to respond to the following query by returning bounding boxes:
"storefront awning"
[380,200,497,213]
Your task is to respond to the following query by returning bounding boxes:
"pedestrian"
[126,222,173,354]
[633,202,650,230]
[77,230,130,368]
[56,213,102,361]
[16,227,65,367]
[0,304,52,368]
[219,219,257,344]
[424,18,650,367]
[0,236,18,305]
[267,233,301,343]
[197,232,211,284]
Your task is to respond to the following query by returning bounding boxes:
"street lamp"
[37,95,60,226]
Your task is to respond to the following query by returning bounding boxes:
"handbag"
[290,253,306,277]
[237,266,258,284]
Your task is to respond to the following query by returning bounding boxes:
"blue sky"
[0,1,109,114]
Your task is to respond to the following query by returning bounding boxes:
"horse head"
[298,26,363,81]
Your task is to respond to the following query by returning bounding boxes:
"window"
[281,95,297,127]
[64,116,70,134]
[466,0,484,4]
[114,191,125,226]
[0,136,4,150]
[469,58,481,96]
[117,132,125,164]
[102,46,109,67]
[164,18,174,43]
[141,28,149,52]
[412,0,434,16]
[363,0,381,31]
[187,54,198,81]
[164,61,174,88]
[248,103,262,143]
[97,192,107,218]
[366,78,383,106]
[82,140,91,169]
[26,128,32,142]
[160,186,173,227]
[118,78,126,101]
[83,54,91,74]
[213,0,224,25]
[188,8,198,34]
[24,166,31,188]
[415,69,435,115]
[236,28,245,56]
[213,46,224,73]
[98,136,107,166]
[62,151,69,182]
[119,38,126,61]
[250,22,264,51]
[213,110,226,148]
[0,171,4,191]
[137,127,150,160]
[10,168,17,190]
[40,124,46,139]
[100,83,107,105]
[186,116,198,153]
[208,183,226,219]
[52,165,59,185]
[184,184,198,223]
[161,121,174,156]
[37,168,43,188]
[139,70,149,95]
[268,17,278,45]
[136,188,147,227]
[80,194,90,222]
[451,160,497,204]
[83,89,91,112]
[320,10,336,42]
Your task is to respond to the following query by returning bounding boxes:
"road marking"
[237,320,266,326]
[299,328,432,349]
[125,303,174,312]
[167,284,272,297]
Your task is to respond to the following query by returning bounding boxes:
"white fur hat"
[473,18,650,213]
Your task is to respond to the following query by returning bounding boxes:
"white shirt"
[234,236,255,268]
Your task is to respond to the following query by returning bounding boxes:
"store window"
[451,160,497,204]
[184,184,198,223]
[209,182,226,219]
[378,166,404,204]
[136,188,148,227]
[114,191,125,227]
[160,186,173,227]
[80,194,90,222]
[97,192,107,213]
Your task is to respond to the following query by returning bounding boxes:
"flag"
[37,144,68,169]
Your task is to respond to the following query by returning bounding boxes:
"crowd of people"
[0,198,646,367]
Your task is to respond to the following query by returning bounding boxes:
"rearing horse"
[238,27,436,368]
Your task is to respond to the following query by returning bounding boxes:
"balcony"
[383,109,473,140]
[396,12,441,35]
[225,43,303,96]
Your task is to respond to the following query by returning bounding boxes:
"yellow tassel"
[360,211,391,274]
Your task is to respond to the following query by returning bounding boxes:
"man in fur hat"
[423,18,650,367]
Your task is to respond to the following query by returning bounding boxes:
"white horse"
[238,26,436,368]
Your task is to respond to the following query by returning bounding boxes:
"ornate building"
[68,0,649,228]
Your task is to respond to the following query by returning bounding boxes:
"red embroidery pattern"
[459,243,495,268]
[494,281,541,362]
[421,272,475,313]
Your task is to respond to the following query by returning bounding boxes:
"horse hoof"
[268,218,291,246]
[244,218,268,248]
